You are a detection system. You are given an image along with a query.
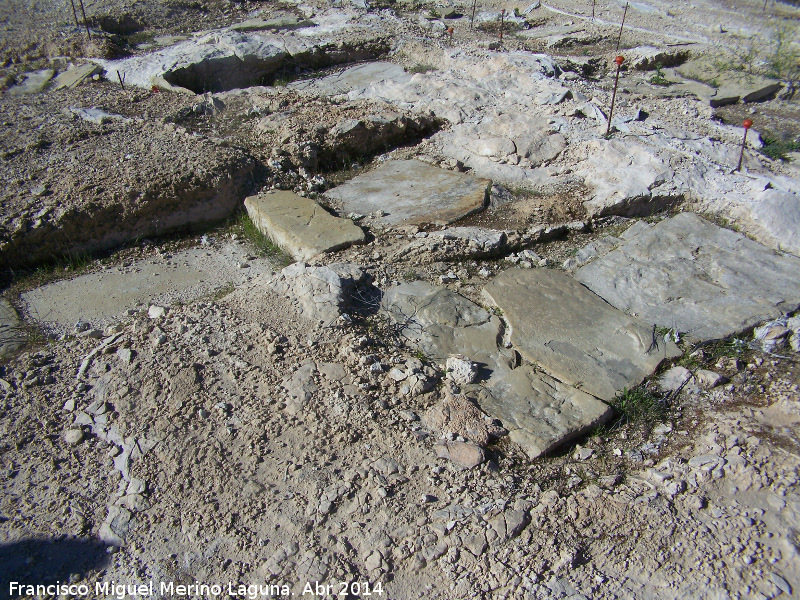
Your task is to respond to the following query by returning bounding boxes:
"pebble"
[63,429,84,445]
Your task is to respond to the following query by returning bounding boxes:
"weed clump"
[233,212,292,266]
[611,386,667,428]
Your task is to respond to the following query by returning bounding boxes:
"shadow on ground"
[0,537,110,598]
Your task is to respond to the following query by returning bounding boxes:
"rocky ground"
[1,0,800,599]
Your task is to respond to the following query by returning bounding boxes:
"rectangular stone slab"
[476,365,612,459]
[575,213,800,342]
[483,269,681,402]
[244,190,365,261]
[325,160,490,226]
[382,281,612,459]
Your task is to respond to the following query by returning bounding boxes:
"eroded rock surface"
[576,213,800,341]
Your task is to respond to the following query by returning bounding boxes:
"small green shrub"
[761,137,800,161]
[649,66,671,86]
[234,212,291,266]
[407,64,436,74]
[611,386,666,426]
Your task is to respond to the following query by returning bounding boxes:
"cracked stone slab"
[382,281,612,458]
[575,212,800,342]
[483,269,681,402]
[325,160,490,227]
[244,190,365,261]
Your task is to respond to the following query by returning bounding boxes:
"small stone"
[116,348,133,363]
[64,429,84,446]
[770,573,792,596]
[445,354,478,386]
[695,369,727,389]
[435,441,485,468]
[684,494,706,510]
[148,305,166,319]
[574,447,594,461]
[364,550,383,571]
[63,398,76,412]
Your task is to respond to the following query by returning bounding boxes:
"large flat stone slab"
[52,63,102,90]
[8,69,54,95]
[575,213,800,342]
[483,269,681,402]
[288,61,411,95]
[325,160,490,226]
[382,281,612,458]
[0,299,26,358]
[21,242,275,333]
[244,190,365,261]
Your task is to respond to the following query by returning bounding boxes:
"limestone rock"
[476,366,612,458]
[52,63,102,90]
[423,390,501,446]
[577,139,679,218]
[325,160,490,227]
[383,281,614,458]
[626,46,690,71]
[289,61,411,95]
[445,354,479,386]
[270,262,370,324]
[245,191,365,261]
[658,366,693,393]
[99,30,287,93]
[435,441,485,468]
[282,363,318,415]
[7,69,54,94]
[576,213,800,341]
[483,268,681,401]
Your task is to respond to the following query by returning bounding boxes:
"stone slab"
[0,299,26,358]
[53,64,102,90]
[483,269,681,401]
[244,190,365,261]
[475,365,612,459]
[575,212,800,342]
[8,69,54,95]
[288,61,411,95]
[382,281,612,458]
[21,242,275,333]
[325,160,490,227]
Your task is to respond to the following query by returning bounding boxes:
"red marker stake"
[606,55,624,137]
[736,119,753,172]
[499,9,505,44]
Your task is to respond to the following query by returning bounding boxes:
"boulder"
[270,263,370,324]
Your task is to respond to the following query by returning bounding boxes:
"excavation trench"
[161,38,393,94]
